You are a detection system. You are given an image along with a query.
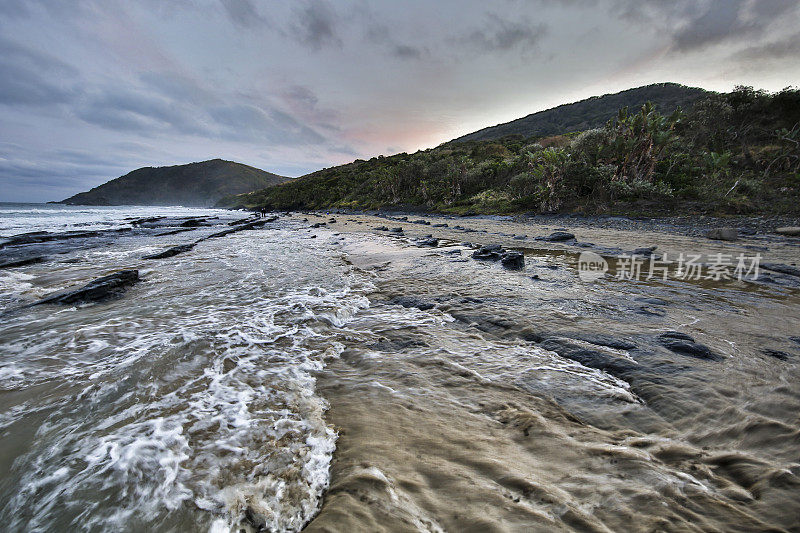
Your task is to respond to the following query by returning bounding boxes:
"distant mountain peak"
[59,159,289,207]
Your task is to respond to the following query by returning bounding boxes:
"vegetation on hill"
[60,159,288,207]
[221,86,800,216]
[452,83,709,142]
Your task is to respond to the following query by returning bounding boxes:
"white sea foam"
[0,222,372,531]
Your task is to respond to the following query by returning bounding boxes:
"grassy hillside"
[221,86,800,216]
[60,159,288,207]
[452,83,709,143]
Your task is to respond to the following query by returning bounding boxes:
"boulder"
[540,231,575,242]
[374,226,389,231]
[417,237,439,247]
[500,251,525,270]
[35,270,140,305]
[775,227,800,237]
[180,218,204,227]
[631,246,658,257]
[705,227,738,241]
[389,227,404,234]
[472,245,502,261]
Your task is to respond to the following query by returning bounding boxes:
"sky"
[1,0,799,202]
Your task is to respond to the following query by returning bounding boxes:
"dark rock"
[391,296,435,311]
[0,256,45,269]
[156,228,196,236]
[180,218,204,227]
[631,246,658,257]
[412,219,430,225]
[790,336,800,346]
[204,228,239,239]
[0,230,101,249]
[432,223,448,228]
[472,245,502,261]
[705,228,738,241]
[390,227,404,233]
[417,238,439,247]
[500,251,525,270]
[375,226,389,231]
[539,338,639,377]
[143,243,196,259]
[131,216,164,226]
[761,263,800,278]
[311,222,326,228]
[35,270,140,305]
[657,332,722,361]
[513,234,527,240]
[539,231,575,242]
[764,349,791,361]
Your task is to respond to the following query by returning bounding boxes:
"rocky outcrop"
[0,256,45,269]
[143,243,196,259]
[472,245,525,270]
[35,270,140,305]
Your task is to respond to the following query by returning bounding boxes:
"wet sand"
[300,212,800,532]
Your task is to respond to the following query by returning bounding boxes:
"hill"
[452,83,710,143]
[220,86,800,217]
[59,159,288,207]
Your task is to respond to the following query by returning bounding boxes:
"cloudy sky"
[1,0,798,202]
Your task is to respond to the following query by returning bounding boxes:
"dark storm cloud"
[220,0,267,28]
[0,37,77,105]
[614,0,800,54]
[207,104,327,146]
[75,90,207,135]
[462,14,547,53]
[736,31,800,62]
[0,144,131,200]
[363,23,426,61]
[291,0,341,50]
[392,45,423,60]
